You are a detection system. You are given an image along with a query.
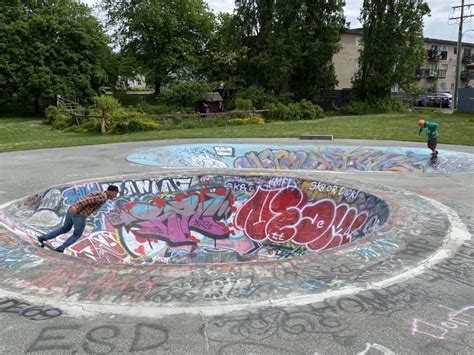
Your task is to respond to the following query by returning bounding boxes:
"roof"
[343,28,363,35]
[342,28,474,48]
[205,92,223,102]
[424,37,474,48]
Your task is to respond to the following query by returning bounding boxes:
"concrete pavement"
[0,138,473,354]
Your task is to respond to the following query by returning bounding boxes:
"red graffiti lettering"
[235,187,368,251]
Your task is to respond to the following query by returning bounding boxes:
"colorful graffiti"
[126,144,474,173]
[235,187,368,251]
[0,175,389,264]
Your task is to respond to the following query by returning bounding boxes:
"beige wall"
[416,41,473,93]
[333,33,361,89]
[333,33,474,92]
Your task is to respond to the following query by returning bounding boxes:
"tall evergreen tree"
[352,0,430,100]
[234,0,346,100]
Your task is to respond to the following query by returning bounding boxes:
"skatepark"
[0,138,473,354]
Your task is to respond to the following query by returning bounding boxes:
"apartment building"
[333,28,474,93]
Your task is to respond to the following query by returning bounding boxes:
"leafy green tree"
[352,0,430,101]
[233,0,346,100]
[95,95,121,133]
[0,0,112,113]
[201,12,240,84]
[101,0,215,94]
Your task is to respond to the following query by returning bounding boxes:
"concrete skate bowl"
[126,144,474,173]
[0,173,390,265]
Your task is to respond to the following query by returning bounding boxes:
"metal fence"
[313,89,352,110]
[458,88,474,113]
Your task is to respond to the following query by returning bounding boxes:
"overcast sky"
[83,0,473,43]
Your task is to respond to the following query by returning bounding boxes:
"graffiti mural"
[0,175,389,265]
[126,144,474,173]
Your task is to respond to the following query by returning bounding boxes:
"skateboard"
[33,235,60,252]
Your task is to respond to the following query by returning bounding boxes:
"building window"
[439,82,446,91]
[441,64,448,71]
[454,47,457,54]
[355,37,362,47]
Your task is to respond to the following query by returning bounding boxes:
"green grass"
[0,111,472,153]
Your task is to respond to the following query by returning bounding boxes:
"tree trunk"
[34,97,40,115]
[100,110,106,134]
[154,80,161,95]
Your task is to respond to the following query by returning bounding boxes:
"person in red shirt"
[37,185,119,253]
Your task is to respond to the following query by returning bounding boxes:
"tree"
[95,95,121,134]
[201,12,240,84]
[233,0,346,100]
[352,0,431,101]
[101,0,215,95]
[0,0,113,113]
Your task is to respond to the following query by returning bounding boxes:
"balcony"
[460,71,474,81]
[414,68,446,79]
[428,49,448,61]
[436,69,446,79]
[462,54,474,64]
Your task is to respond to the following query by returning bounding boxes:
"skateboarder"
[418,119,439,157]
[37,185,119,253]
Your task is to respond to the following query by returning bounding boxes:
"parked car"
[415,95,428,106]
[427,93,452,108]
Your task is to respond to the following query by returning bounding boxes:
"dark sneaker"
[37,236,45,248]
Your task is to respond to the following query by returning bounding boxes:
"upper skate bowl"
[127,144,474,173]
[0,173,389,265]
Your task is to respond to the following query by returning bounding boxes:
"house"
[116,74,148,90]
[333,28,474,93]
[197,92,224,113]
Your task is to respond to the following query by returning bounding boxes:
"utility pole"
[451,1,474,109]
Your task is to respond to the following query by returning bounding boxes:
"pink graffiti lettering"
[411,305,473,339]
[110,188,234,257]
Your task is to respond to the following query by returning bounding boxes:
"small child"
[418,119,439,157]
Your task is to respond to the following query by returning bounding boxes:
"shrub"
[45,105,76,129]
[267,100,324,121]
[44,106,63,124]
[128,118,162,132]
[135,103,176,115]
[94,95,121,112]
[157,82,215,108]
[228,116,265,126]
[298,99,324,120]
[51,113,75,130]
[233,86,277,109]
[340,97,407,115]
[234,98,252,110]
[267,103,290,121]
[227,110,250,119]
[106,109,163,134]
[76,119,101,133]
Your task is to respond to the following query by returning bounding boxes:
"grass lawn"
[0,111,472,153]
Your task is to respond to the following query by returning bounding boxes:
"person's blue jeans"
[43,212,86,252]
